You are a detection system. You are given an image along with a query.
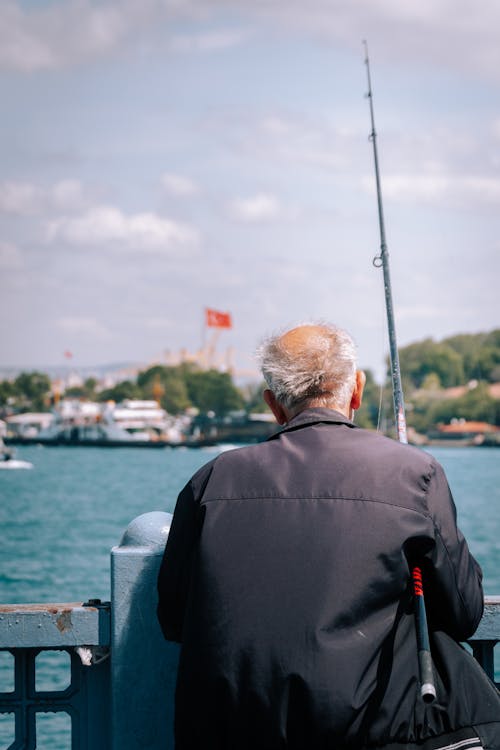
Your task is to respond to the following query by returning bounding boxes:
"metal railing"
[0,512,498,749]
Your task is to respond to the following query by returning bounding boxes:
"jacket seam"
[423,460,475,627]
[199,493,434,520]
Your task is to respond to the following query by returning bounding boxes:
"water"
[0,444,499,747]
[0,444,222,604]
[422,446,500,594]
[1,445,498,603]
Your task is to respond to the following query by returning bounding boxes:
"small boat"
[0,440,33,470]
[0,456,34,470]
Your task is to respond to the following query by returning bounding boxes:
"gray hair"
[256,322,357,411]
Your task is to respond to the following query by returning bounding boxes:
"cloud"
[0,241,23,270]
[396,304,451,321]
[257,116,351,171]
[0,181,40,214]
[2,0,500,83]
[0,179,86,215]
[490,118,500,144]
[0,1,245,72]
[0,0,193,72]
[361,172,500,209]
[235,0,500,81]
[144,317,176,329]
[0,0,131,71]
[161,173,200,197]
[229,193,281,222]
[170,29,248,54]
[46,205,199,250]
[56,316,112,340]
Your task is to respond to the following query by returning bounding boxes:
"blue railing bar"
[0,602,110,649]
[0,646,111,749]
[469,596,500,641]
[0,597,497,650]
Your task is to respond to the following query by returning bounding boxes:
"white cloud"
[0,0,155,72]
[46,205,199,250]
[230,193,281,222]
[161,173,200,197]
[257,116,349,170]
[145,317,175,329]
[0,241,23,270]
[50,180,86,211]
[361,172,500,208]
[238,0,500,80]
[396,304,449,321]
[2,0,500,83]
[491,119,500,141]
[0,179,86,215]
[56,316,111,340]
[0,1,244,72]
[170,29,248,54]
[0,181,40,214]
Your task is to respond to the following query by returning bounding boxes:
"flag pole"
[201,309,208,367]
[363,40,437,704]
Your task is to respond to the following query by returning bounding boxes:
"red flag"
[205,308,232,329]
[64,351,73,359]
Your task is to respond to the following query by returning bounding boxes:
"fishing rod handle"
[412,566,437,703]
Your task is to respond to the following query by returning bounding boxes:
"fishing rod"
[363,40,437,704]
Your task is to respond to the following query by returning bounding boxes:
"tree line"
[355,329,500,433]
[397,329,500,388]
[0,363,246,418]
[1,330,499,433]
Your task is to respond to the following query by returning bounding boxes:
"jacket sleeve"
[157,477,203,642]
[423,458,483,641]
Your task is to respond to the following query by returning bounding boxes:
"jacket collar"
[266,407,357,441]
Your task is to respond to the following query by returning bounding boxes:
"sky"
[1,0,499,383]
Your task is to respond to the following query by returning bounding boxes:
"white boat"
[31,398,186,445]
[0,456,34,470]
[0,440,33,469]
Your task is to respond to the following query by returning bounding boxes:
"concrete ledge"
[0,602,111,648]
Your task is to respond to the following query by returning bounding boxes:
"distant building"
[5,413,54,439]
[428,419,499,445]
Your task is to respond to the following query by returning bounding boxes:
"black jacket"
[157,409,500,749]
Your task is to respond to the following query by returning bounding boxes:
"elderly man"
[157,323,499,750]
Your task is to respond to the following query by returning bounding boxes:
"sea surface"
[0,444,499,747]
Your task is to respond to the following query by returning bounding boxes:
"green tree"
[137,365,191,413]
[441,329,500,382]
[474,347,500,382]
[398,339,464,388]
[160,375,191,414]
[429,383,498,426]
[242,381,269,414]
[13,371,52,411]
[0,379,16,409]
[355,369,382,429]
[185,369,244,415]
[64,379,98,399]
[444,333,484,380]
[96,380,143,403]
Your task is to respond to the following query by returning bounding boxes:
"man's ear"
[263,389,289,425]
[350,370,366,412]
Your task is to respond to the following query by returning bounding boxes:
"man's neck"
[286,401,349,422]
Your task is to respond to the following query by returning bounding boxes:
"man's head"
[257,322,365,425]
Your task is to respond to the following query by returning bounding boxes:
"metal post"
[110,511,179,750]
